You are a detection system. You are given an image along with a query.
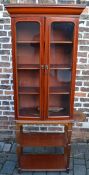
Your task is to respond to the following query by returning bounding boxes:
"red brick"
[3,68,12,73]
[78,52,87,57]
[5,91,13,95]
[79,46,89,51]
[79,27,89,32]
[75,92,86,97]
[0,91,3,94]
[0,62,10,67]
[79,58,87,63]
[79,40,89,45]
[83,33,89,39]
[81,87,89,92]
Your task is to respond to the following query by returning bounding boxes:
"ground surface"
[0,141,89,175]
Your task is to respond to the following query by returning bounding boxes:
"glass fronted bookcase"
[5,4,85,172]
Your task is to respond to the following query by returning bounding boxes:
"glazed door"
[45,17,77,120]
[13,17,44,120]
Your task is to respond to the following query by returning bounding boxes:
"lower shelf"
[19,107,40,117]
[19,107,69,117]
[17,132,66,147]
[19,154,67,171]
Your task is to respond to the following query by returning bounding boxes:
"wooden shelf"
[17,40,40,44]
[49,108,69,117]
[49,87,70,94]
[17,132,66,147]
[50,64,71,70]
[19,87,40,94]
[17,64,40,70]
[19,107,40,117]
[18,64,71,70]
[19,154,66,171]
[50,41,73,44]
[19,106,69,117]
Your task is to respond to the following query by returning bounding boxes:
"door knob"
[45,65,48,70]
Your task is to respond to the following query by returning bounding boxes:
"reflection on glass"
[49,22,74,117]
[18,70,40,88]
[50,70,71,84]
[16,21,40,117]
[19,94,40,117]
[16,22,40,66]
[18,70,40,117]
[50,45,72,66]
[48,94,70,116]
[17,44,40,65]
[16,22,40,41]
[51,22,74,41]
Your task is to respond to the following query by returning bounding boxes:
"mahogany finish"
[5,4,85,16]
[17,132,66,147]
[19,154,66,171]
[5,4,85,172]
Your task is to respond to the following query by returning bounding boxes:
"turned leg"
[64,123,72,172]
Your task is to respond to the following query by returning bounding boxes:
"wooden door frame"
[45,16,79,120]
[11,16,44,120]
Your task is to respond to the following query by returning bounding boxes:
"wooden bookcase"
[5,4,85,172]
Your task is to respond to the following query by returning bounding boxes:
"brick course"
[0,0,89,139]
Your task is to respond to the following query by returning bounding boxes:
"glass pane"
[51,22,74,41]
[19,94,40,117]
[48,94,70,116]
[17,44,40,66]
[16,22,40,42]
[16,21,40,117]
[48,22,74,117]
[16,22,40,66]
[50,45,72,67]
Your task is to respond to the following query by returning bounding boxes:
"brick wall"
[0,0,89,139]
[74,6,89,128]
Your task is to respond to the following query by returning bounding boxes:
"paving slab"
[77,143,88,154]
[61,170,73,175]
[74,158,85,165]
[69,158,73,170]
[1,160,16,174]
[87,169,89,175]
[47,172,61,175]
[86,160,89,168]
[0,141,88,175]
[3,143,11,152]
[11,143,17,153]
[0,164,3,170]
[33,172,46,175]
[71,143,80,157]
[6,153,17,162]
[74,165,86,175]
[0,154,6,164]
[0,142,4,152]
[85,150,89,160]
[21,172,33,175]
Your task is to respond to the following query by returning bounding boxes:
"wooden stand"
[16,111,85,172]
[16,121,72,172]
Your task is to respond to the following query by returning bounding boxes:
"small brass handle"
[45,65,48,70]
[41,65,44,69]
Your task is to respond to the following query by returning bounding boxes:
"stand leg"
[65,123,72,171]
[16,124,23,171]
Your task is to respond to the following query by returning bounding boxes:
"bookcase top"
[5,4,85,16]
